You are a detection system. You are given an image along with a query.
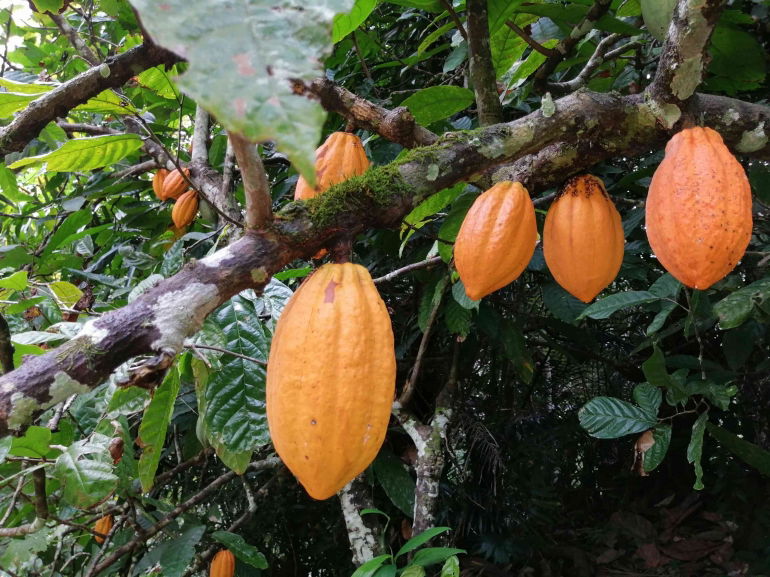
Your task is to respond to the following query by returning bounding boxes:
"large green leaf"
[132,525,205,577]
[373,448,416,517]
[9,134,143,172]
[643,424,671,473]
[351,555,393,577]
[395,527,451,558]
[137,368,181,492]
[578,397,657,439]
[0,93,37,118]
[411,548,466,568]
[706,24,766,94]
[489,21,528,77]
[713,278,770,329]
[333,0,376,42]
[402,86,475,126]
[633,383,661,417]
[10,426,51,458]
[201,293,273,457]
[706,422,770,476]
[129,0,356,182]
[53,434,118,508]
[578,291,660,320]
[687,412,708,490]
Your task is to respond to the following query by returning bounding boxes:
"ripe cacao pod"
[161,168,190,201]
[454,181,538,300]
[294,132,369,200]
[152,169,169,200]
[94,514,113,544]
[172,190,199,228]
[645,126,752,289]
[266,263,396,500]
[543,174,625,302]
[210,549,235,577]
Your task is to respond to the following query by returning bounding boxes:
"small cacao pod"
[543,174,625,302]
[171,190,199,228]
[454,181,538,300]
[266,263,396,500]
[94,514,113,544]
[161,168,190,201]
[294,132,369,200]
[210,549,235,577]
[152,169,169,200]
[645,126,752,289]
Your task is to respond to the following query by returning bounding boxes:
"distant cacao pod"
[266,263,396,499]
[161,168,190,201]
[454,181,537,300]
[645,126,752,289]
[294,132,369,200]
[152,169,169,200]
[94,514,113,544]
[171,190,199,228]
[210,549,235,577]
[543,174,625,302]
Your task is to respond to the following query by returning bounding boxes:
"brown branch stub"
[505,21,557,57]
[0,313,14,375]
[646,0,725,127]
[467,0,504,126]
[0,43,180,157]
[302,78,437,148]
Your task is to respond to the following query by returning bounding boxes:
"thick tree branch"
[646,0,724,127]
[467,0,503,126]
[1,90,769,436]
[340,475,384,565]
[229,132,273,228]
[0,43,179,157]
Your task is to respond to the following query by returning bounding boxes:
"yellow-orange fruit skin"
[266,263,396,500]
[543,175,625,303]
[294,132,370,200]
[94,514,113,544]
[210,550,235,577]
[152,169,169,200]
[454,181,537,300]
[161,168,190,201]
[646,127,753,289]
[172,190,199,228]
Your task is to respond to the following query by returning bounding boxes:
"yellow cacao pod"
[294,132,370,200]
[94,514,113,544]
[543,174,625,302]
[454,181,538,300]
[161,168,190,201]
[210,549,235,577]
[152,169,169,200]
[171,190,199,228]
[645,126,753,289]
[266,263,396,500]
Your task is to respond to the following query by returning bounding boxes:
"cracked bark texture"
[467,0,503,126]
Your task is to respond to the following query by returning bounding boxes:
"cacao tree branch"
[0,90,769,437]
[0,469,48,537]
[467,0,504,126]
[229,132,273,228]
[647,0,725,127]
[373,256,444,285]
[0,313,14,375]
[48,11,101,66]
[0,43,179,156]
[505,21,557,57]
[548,34,628,94]
[339,475,384,565]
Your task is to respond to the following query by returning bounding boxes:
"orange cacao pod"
[645,126,752,289]
[171,190,199,228]
[210,549,235,577]
[454,181,537,300]
[94,514,113,544]
[161,168,190,201]
[294,132,369,200]
[543,174,625,302]
[266,263,396,499]
[152,169,169,200]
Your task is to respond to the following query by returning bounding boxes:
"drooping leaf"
[212,531,269,569]
[137,369,181,492]
[643,424,672,473]
[633,383,662,417]
[373,448,416,517]
[713,278,770,329]
[706,422,770,476]
[10,426,52,458]
[129,0,356,182]
[132,525,205,577]
[410,548,467,568]
[578,291,660,320]
[578,397,658,439]
[440,555,461,577]
[0,271,28,291]
[53,434,118,507]
[542,283,587,324]
[687,412,708,490]
[396,527,451,558]
[9,134,143,172]
[351,555,393,577]
[48,281,83,309]
[333,0,376,42]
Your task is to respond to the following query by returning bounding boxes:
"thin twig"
[48,11,100,66]
[439,0,468,41]
[505,21,556,57]
[0,475,25,526]
[373,256,443,284]
[188,343,267,367]
[229,132,273,228]
[0,469,48,537]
